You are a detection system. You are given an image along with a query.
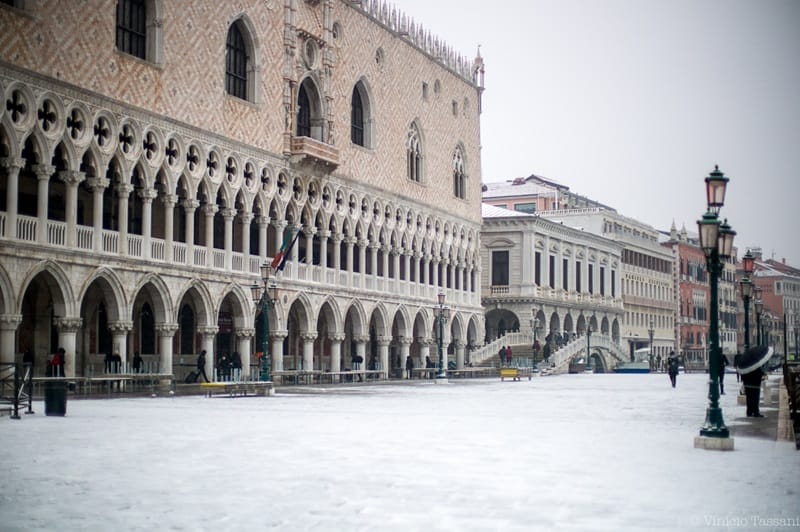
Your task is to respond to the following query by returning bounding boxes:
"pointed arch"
[297,76,324,141]
[225,14,260,102]
[406,120,423,183]
[350,78,374,148]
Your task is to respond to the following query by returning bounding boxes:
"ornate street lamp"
[740,250,755,351]
[648,319,655,371]
[435,291,451,379]
[530,310,540,369]
[696,166,735,443]
[251,263,279,382]
[754,286,763,346]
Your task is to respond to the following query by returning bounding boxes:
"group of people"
[498,345,514,366]
[215,351,243,381]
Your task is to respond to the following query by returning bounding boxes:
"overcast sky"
[397,0,800,266]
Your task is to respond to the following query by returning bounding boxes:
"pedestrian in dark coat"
[197,350,209,382]
[506,346,513,366]
[718,355,729,394]
[132,351,143,373]
[667,352,679,388]
[499,346,507,366]
[405,355,414,379]
[741,368,765,417]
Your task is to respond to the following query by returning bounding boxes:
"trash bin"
[44,381,67,416]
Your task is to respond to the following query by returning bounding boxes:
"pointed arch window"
[351,87,364,146]
[297,83,312,138]
[116,0,146,59]
[226,21,248,100]
[407,123,422,183]
[453,146,466,199]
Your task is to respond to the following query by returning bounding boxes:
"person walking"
[499,346,507,367]
[132,351,143,373]
[506,345,513,366]
[667,351,679,388]
[405,354,414,379]
[718,355,729,394]
[741,367,765,417]
[196,350,209,383]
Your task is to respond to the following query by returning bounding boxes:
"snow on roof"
[481,202,536,219]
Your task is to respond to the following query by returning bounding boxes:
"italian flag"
[270,226,299,271]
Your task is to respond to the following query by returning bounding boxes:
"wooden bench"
[499,367,533,382]
[200,381,274,397]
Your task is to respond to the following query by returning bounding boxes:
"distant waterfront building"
[746,248,800,356]
[0,0,485,379]
[480,204,624,368]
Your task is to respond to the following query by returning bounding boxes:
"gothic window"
[407,122,423,183]
[116,0,146,59]
[351,86,364,146]
[297,83,311,138]
[226,21,248,100]
[453,145,466,199]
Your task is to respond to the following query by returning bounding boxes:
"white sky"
[1,374,798,530]
[396,0,800,266]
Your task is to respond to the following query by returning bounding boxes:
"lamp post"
[740,250,754,351]
[251,263,278,382]
[754,286,763,346]
[586,323,593,372]
[648,319,655,371]
[530,311,539,369]
[695,165,736,443]
[436,291,450,380]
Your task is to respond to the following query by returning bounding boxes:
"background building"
[0,0,485,380]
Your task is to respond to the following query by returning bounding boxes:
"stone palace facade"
[0,0,486,379]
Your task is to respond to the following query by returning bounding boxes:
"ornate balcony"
[290,136,339,171]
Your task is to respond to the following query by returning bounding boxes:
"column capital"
[202,204,219,216]
[221,207,237,220]
[0,314,23,331]
[318,230,331,239]
[328,333,346,343]
[155,323,179,336]
[376,335,392,347]
[257,215,271,226]
[397,336,413,346]
[182,199,200,211]
[54,317,83,333]
[86,177,110,192]
[1,157,24,171]
[271,330,288,340]
[33,163,55,178]
[58,170,85,186]
[116,183,134,198]
[236,328,256,338]
[139,188,158,202]
[239,212,254,225]
[198,326,219,337]
[354,335,370,344]
[161,193,178,207]
[301,332,318,342]
[107,320,134,333]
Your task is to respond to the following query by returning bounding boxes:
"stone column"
[304,226,316,267]
[236,328,255,380]
[369,242,379,279]
[86,177,108,252]
[358,239,368,287]
[108,320,133,371]
[54,317,83,378]
[331,234,342,271]
[455,339,466,370]
[272,220,286,260]
[199,326,218,381]
[418,337,432,376]
[258,216,270,263]
[2,158,23,239]
[222,207,236,270]
[399,337,412,379]
[161,194,177,262]
[34,164,54,243]
[116,183,133,255]
[57,170,83,248]
[203,204,218,266]
[329,333,345,375]
[301,332,317,370]
[377,336,391,378]
[403,249,411,285]
[345,236,355,275]
[432,257,440,289]
[182,199,199,262]
[354,335,368,380]
[239,212,253,272]
[139,188,156,259]
[319,230,330,269]
[0,314,22,366]
[271,331,287,372]
[155,323,178,376]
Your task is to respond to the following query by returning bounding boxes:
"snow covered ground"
[1,373,798,531]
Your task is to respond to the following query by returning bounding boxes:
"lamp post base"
[694,435,734,451]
